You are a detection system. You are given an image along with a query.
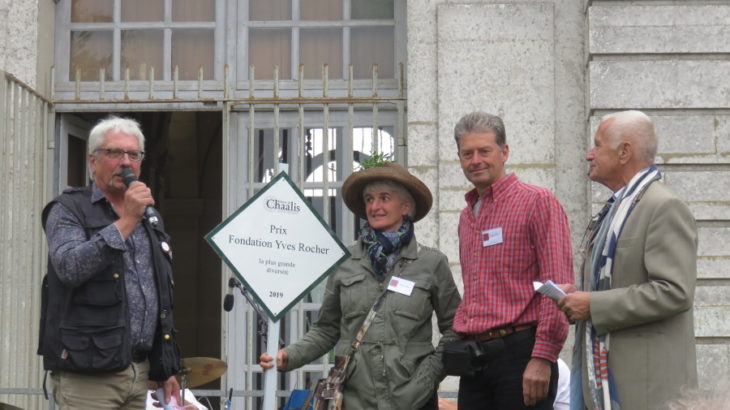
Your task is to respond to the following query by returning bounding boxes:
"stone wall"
[0,0,39,87]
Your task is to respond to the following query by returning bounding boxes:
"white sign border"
[205,171,351,322]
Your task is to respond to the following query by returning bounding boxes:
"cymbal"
[179,357,228,388]
[147,357,228,389]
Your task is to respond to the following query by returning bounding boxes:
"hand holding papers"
[533,280,566,301]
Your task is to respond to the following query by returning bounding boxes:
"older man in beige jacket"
[558,110,697,410]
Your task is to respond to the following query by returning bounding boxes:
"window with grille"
[57,0,402,86]
[61,0,218,82]
[246,0,397,80]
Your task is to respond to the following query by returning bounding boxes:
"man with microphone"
[39,116,182,409]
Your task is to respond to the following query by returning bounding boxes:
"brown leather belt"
[464,324,535,342]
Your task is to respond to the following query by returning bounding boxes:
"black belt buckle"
[132,349,147,363]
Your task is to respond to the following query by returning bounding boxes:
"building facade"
[1,0,729,409]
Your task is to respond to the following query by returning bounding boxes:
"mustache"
[112,167,132,177]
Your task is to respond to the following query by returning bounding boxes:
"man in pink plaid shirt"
[452,112,573,409]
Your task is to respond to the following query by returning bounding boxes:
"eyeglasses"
[94,148,145,162]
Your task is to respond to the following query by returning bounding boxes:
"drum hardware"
[148,357,228,390]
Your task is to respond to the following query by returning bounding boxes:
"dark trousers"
[457,328,558,410]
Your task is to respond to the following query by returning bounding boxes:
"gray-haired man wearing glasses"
[39,116,182,409]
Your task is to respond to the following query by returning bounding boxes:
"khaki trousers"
[51,360,150,410]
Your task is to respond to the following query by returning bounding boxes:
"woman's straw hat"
[342,162,433,222]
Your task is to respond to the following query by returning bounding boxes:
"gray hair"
[600,110,658,164]
[88,116,145,155]
[362,180,417,220]
[454,111,506,149]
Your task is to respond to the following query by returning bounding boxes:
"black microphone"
[120,167,159,226]
[223,277,237,312]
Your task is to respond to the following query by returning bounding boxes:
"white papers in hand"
[533,280,566,301]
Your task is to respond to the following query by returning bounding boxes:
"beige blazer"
[583,181,698,410]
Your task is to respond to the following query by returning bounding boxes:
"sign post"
[263,319,279,410]
[206,172,350,409]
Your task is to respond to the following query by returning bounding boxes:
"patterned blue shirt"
[44,184,158,351]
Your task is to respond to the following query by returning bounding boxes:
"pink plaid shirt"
[454,173,572,361]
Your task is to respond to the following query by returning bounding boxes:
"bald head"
[600,110,658,166]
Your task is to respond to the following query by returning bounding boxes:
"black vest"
[38,186,180,381]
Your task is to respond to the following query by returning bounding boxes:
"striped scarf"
[572,166,661,410]
[360,218,413,282]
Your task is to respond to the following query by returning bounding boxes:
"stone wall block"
[410,165,439,248]
[2,0,38,86]
[689,203,730,224]
[695,306,730,337]
[407,122,439,167]
[441,188,469,212]
[440,130,458,165]
[407,0,438,45]
[407,43,439,123]
[698,227,730,258]
[698,258,730,280]
[438,3,553,42]
[0,7,8,70]
[438,161,471,193]
[718,116,730,154]
[663,171,730,202]
[663,171,730,221]
[590,5,730,54]
[696,344,730,390]
[437,3,556,165]
[590,60,730,109]
[652,115,715,155]
[438,211,461,263]
[695,286,730,306]
[695,277,730,339]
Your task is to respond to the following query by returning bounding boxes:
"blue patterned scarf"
[360,218,413,282]
[571,165,661,410]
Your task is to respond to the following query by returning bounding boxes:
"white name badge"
[482,227,503,247]
[387,276,415,296]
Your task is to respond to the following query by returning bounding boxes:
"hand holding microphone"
[121,167,159,226]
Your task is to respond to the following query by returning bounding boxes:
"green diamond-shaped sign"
[205,172,350,321]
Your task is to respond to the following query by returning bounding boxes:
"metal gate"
[221,65,407,409]
[0,71,54,409]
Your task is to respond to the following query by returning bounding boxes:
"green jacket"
[284,235,461,409]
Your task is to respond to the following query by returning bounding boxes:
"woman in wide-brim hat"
[261,162,461,410]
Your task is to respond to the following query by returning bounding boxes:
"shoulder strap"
[349,289,388,353]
